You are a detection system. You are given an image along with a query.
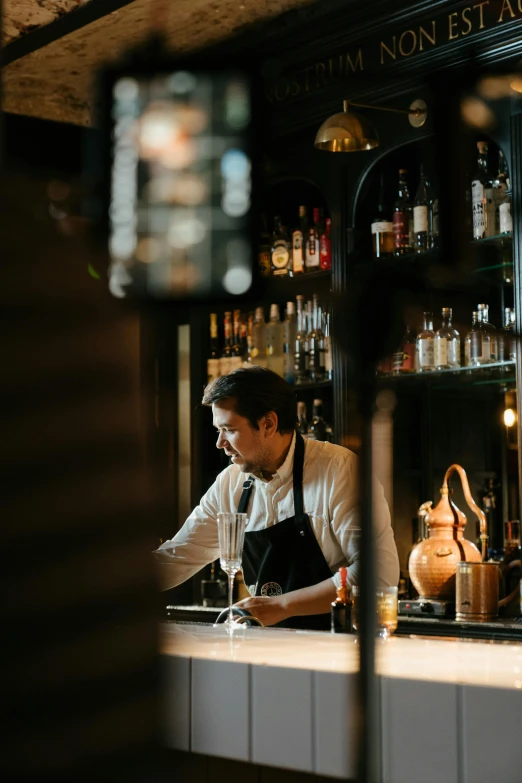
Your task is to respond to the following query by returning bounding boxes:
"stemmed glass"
[217,512,247,627]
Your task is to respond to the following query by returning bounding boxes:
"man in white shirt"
[155,366,399,628]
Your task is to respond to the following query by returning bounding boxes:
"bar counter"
[160,622,522,783]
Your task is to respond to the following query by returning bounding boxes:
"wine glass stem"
[228,572,235,624]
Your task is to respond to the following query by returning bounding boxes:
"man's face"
[212,399,271,474]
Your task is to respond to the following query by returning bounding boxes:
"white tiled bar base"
[160,624,522,782]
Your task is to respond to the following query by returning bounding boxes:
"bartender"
[154,366,399,629]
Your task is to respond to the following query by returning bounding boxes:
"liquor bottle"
[371,172,394,258]
[434,307,460,369]
[229,309,244,372]
[308,398,333,442]
[297,401,308,437]
[244,311,254,366]
[392,326,416,374]
[317,303,327,378]
[200,560,228,607]
[251,306,267,367]
[416,312,436,372]
[477,303,497,362]
[283,301,297,383]
[497,168,513,234]
[294,295,309,384]
[304,300,313,375]
[498,307,516,363]
[331,567,352,634]
[258,215,272,277]
[305,208,321,270]
[266,303,284,377]
[320,217,332,269]
[465,311,480,367]
[429,173,440,251]
[471,141,489,240]
[207,313,221,383]
[271,216,293,277]
[292,206,307,275]
[239,317,248,364]
[393,169,412,255]
[308,294,324,382]
[323,311,333,380]
[493,149,508,231]
[413,164,429,254]
[219,311,233,376]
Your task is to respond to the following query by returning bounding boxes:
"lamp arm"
[344,99,423,117]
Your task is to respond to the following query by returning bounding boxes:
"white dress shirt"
[155,433,399,591]
[154,435,399,590]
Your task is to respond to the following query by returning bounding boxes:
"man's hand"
[233,577,337,626]
[233,595,289,627]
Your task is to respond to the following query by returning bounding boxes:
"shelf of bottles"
[378,301,516,389]
[354,140,513,286]
[359,137,515,391]
[206,294,333,388]
[259,204,332,279]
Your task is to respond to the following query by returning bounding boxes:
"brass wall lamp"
[314,98,427,151]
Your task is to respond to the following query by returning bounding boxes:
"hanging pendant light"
[314,99,427,152]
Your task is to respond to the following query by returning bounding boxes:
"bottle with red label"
[319,217,332,269]
[305,207,321,270]
[393,169,412,256]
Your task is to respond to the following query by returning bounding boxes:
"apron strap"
[238,478,254,514]
[293,431,306,521]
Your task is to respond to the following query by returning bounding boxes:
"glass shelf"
[292,379,333,390]
[267,269,331,282]
[471,234,513,247]
[352,253,513,289]
[378,361,516,390]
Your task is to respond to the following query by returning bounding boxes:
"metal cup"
[455,561,499,622]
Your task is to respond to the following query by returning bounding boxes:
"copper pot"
[456,560,522,621]
[409,464,487,600]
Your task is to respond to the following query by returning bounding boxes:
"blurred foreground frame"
[0,175,163,783]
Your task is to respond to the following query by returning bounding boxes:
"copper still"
[409,464,487,600]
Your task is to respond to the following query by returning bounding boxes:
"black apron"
[238,431,333,631]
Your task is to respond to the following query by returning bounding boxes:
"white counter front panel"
[160,624,522,781]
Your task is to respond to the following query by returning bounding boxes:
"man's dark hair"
[202,366,297,433]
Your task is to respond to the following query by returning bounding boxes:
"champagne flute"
[217,512,247,627]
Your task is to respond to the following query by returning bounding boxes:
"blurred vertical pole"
[0,0,3,166]
[356,378,380,783]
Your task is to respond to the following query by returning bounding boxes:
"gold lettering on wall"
[329,55,343,82]
[380,36,397,64]
[315,61,328,87]
[399,29,417,56]
[448,11,459,39]
[497,0,516,21]
[461,6,473,35]
[473,1,489,29]
[347,49,364,72]
[264,0,522,105]
[419,21,437,50]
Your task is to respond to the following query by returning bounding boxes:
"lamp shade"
[314,107,379,151]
